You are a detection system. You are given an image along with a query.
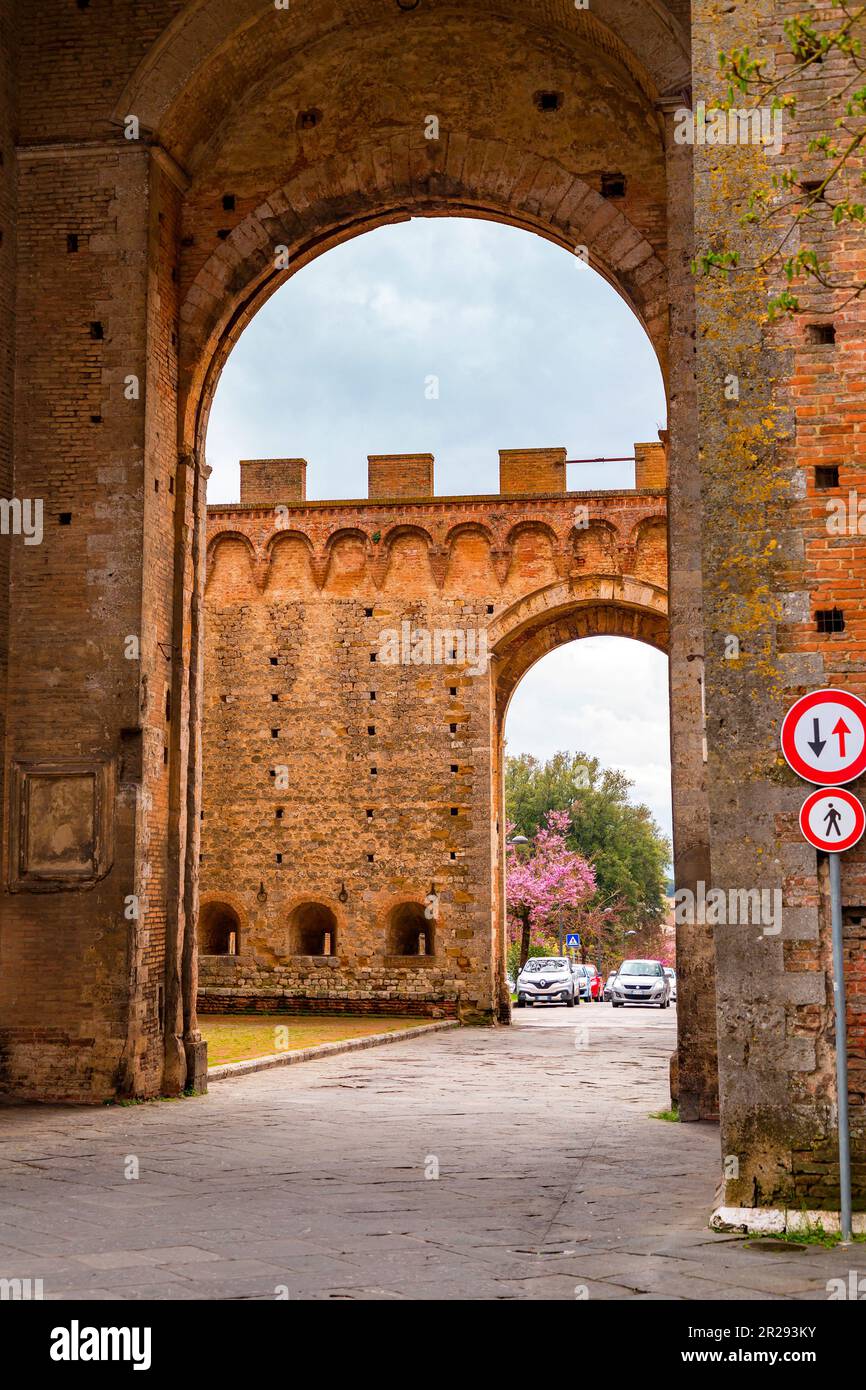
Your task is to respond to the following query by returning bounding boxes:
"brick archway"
[115,0,691,155]
[490,577,669,724]
[488,578,671,1021]
[0,0,710,1122]
[131,0,685,454]
[179,165,670,457]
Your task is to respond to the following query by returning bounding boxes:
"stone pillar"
[240,457,306,504]
[634,441,668,490]
[0,0,16,856]
[691,0,863,1207]
[498,447,567,495]
[0,139,189,1102]
[367,453,434,500]
[659,98,718,1122]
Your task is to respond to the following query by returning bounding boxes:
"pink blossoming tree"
[506,810,596,971]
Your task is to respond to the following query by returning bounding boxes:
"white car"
[515,957,577,1007]
[664,967,677,1001]
[611,959,671,1009]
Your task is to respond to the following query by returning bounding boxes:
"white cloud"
[206,217,666,502]
[504,638,672,844]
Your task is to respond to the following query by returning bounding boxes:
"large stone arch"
[178,150,670,455]
[488,578,671,1012]
[1,0,708,1124]
[114,0,691,154]
[490,577,669,721]
[114,0,686,456]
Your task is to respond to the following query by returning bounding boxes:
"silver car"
[570,962,594,1002]
[515,957,576,1007]
[611,959,671,1008]
[664,967,677,1001]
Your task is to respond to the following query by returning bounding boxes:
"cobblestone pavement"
[1,1005,863,1300]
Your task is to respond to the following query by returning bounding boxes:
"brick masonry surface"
[0,0,863,1213]
[200,451,668,1024]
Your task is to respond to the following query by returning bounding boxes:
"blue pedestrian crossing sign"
[565,933,580,948]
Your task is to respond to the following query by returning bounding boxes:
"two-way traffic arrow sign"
[780,688,866,785]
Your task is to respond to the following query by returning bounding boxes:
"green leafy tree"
[505,751,671,971]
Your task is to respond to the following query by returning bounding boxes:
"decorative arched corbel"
[309,551,329,590]
[489,546,512,588]
[428,546,449,590]
[252,551,271,592]
[369,545,390,590]
[553,545,573,581]
[617,543,637,576]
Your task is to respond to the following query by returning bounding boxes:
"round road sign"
[780,688,866,786]
[799,787,866,853]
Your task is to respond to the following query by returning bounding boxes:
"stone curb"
[207,1019,460,1081]
[711,1205,866,1236]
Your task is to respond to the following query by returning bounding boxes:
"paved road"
[1,1004,863,1300]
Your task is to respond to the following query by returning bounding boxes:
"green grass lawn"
[201,1013,432,1067]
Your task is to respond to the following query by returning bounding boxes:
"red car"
[585,964,603,1001]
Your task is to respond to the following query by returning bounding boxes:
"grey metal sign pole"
[782,693,866,1244]
[828,851,852,1246]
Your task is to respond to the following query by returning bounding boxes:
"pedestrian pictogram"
[799,787,866,854]
[780,688,866,785]
[565,932,580,948]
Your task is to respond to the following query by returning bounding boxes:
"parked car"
[570,962,593,1002]
[506,974,516,994]
[585,964,603,1001]
[602,972,618,1001]
[664,967,677,1002]
[515,957,576,1007]
[611,959,671,1008]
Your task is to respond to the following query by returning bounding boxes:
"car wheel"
[566,993,575,1007]
[612,1001,621,1009]
[515,997,525,1008]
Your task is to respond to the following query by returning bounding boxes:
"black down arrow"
[807,717,826,758]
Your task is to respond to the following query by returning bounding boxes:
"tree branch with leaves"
[693,2,866,317]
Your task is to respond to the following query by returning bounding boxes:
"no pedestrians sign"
[780,688,866,786]
[799,787,866,854]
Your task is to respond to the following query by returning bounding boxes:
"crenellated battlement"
[206,445,668,597]
[230,442,668,509]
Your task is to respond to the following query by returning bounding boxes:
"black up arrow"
[808,717,826,758]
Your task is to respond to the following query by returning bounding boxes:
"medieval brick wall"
[4,0,861,1214]
[694,1,866,1207]
[200,451,668,1021]
[0,0,16,856]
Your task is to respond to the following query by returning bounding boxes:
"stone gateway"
[0,0,863,1218]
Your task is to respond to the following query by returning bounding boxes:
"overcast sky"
[206,217,672,842]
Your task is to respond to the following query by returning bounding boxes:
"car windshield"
[619,960,663,977]
[523,959,567,972]
[664,968,675,977]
